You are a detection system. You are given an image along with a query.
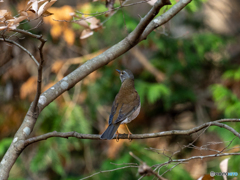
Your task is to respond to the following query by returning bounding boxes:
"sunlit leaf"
[80,28,93,39]
[63,28,75,45]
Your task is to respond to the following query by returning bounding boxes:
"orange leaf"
[63,28,75,45]
[50,24,62,38]
[59,5,73,20]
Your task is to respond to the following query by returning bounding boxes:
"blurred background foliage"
[1,0,240,179]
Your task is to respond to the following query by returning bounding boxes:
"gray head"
[116,69,134,83]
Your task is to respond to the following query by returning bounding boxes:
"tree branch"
[0,0,192,179]
[24,119,240,147]
[31,36,46,115]
[0,38,39,66]
[12,29,44,40]
[140,0,192,41]
[80,166,139,180]
[37,0,177,113]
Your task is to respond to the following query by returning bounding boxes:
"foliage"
[0,138,12,157]
[210,69,240,177]
[135,80,170,104]
[211,84,240,117]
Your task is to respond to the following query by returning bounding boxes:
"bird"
[100,69,141,140]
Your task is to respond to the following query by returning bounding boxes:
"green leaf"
[147,84,170,104]
[0,138,12,156]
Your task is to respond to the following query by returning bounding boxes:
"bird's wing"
[108,91,140,125]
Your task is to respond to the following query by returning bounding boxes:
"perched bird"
[100,69,141,140]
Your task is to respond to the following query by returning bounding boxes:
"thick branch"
[24,119,240,146]
[37,0,175,112]
[0,1,192,179]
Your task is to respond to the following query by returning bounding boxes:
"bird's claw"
[128,133,132,142]
[116,131,120,142]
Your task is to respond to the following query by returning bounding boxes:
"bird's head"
[116,69,134,83]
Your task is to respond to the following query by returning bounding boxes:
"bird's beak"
[116,69,121,74]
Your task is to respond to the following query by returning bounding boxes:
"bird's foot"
[116,131,120,142]
[128,133,132,142]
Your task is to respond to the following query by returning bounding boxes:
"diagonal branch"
[0,38,39,66]
[0,1,192,179]
[38,0,191,113]
[24,119,240,147]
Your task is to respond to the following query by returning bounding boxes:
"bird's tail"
[100,124,120,140]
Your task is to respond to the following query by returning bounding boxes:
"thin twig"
[129,151,143,163]
[11,29,43,40]
[24,119,240,146]
[9,28,47,114]
[153,152,240,168]
[160,162,182,176]
[79,166,138,180]
[0,38,39,66]
[215,136,237,156]
[0,1,193,179]
[130,152,167,180]
[110,162,139,166]
[31,36,46,116]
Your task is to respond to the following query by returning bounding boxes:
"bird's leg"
[115,130,119,142]
[124,124,132,140]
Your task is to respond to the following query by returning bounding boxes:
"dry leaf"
[26,10,38,20]
[0,9,8,18]
[41,10,53,17]
[63,28,75,45]
[0,10,12,21]
[198,174,214,180]
[13,16,28,24]
[80,29,93,39]
[19,10,28,17]
[38,0,57,16]
[147,0,157,6]
[5,19,18,30]
[26,0,57,17]
[44,6,73,25]
[220,158,229,180]
[31,0,39,13]
[86,17,100,30]
[77,19,89,29]
[50,24,62,38]
[0,26,7,30]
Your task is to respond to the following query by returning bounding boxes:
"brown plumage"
[100,69,141,140]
